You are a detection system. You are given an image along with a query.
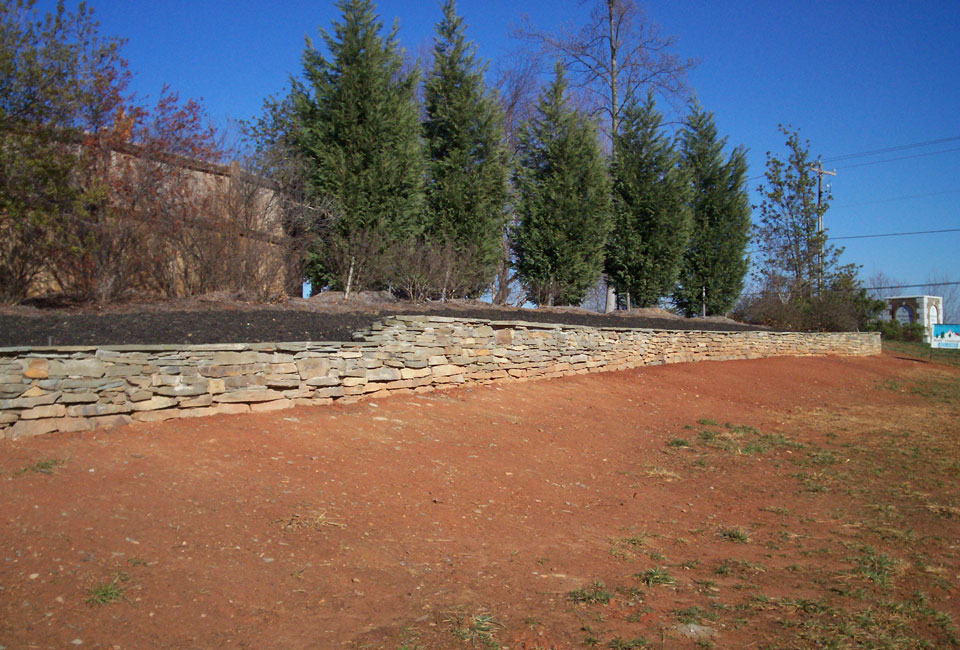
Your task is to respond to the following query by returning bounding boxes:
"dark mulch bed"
[0,302,767,347]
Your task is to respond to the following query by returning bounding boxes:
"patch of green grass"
[751,589,960,648]
[85,574,126,605]
[876,377,903,392]
[698,418,719,427]
[793,471,828,493]
[674,605,717,625]
[883,340,960,369]
[444,610,502,649]
[607,636,647,649]
[909,377,960,402]
[620,534,647,549]
[719,527,750,544]
[698,429,718,443]
[805,450,838,466]
[18,458,66,475]
[667,438,691,448]
[637,567,675,587]
[397,625,426,650]
[855,546,900,588]
[570,581,613,605]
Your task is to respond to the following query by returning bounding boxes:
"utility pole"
[810,159,836,295]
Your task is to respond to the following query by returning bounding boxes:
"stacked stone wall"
[0,315,880,439]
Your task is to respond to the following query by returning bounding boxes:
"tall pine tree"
[606,94,691,307]
[513,63,612,306]
[293,0,424,290]
[674,106,751,317]
[423,0,509,297]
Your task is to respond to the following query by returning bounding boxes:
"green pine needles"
[512,63,612,306]
[423,0,510,298]
[674,106,752,316]
[255,1,754,310]
[607,93,692,308]
[293,0,425,289]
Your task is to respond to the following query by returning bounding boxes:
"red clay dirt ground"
[2,352,959,649]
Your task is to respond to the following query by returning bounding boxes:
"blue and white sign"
[932,324,960,349]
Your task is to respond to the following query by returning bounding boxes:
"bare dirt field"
[2,351,959,649]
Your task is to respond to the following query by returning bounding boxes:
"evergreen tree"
[513,63,612,306]
[423,0,509,297]
[293,0,424,290]
[674,106,751,316]
[754,125,847,299]
[750,126,873,330]
[606,94,691,307]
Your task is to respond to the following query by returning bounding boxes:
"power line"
[745,227,960,254]
[832,188,960,208]
[839,146,960,170]
[865,281,960,291]
[751,146,960,182]
[822,135,960,163]
[832,227,960,241]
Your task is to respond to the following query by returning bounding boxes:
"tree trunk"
[344,255,355,302]
[604,277,617,313]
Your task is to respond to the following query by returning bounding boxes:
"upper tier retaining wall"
[0,315,880,439]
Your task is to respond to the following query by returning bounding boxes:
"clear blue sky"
[38,0,960,295]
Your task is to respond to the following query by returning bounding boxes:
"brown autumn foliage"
[1,1,308,305]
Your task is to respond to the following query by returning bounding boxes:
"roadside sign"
[931,324,960,349]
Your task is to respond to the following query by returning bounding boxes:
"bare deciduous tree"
[514,0,696,139]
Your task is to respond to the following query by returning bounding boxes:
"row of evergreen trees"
[257,0,751,315]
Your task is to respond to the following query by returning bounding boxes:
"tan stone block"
[21,385,47,398]
[179,394,213,408]
[90,414,133,429]
[20,404,66,420]
[250,399,294,413]
[341,376,367,388]
[367,367,401,382]
[343,383,381,396]
[23,358,49,379]
[431,364,461,377]
[213,389,284,403]
[133,410,180,423]
[293,397,333,407]
[131,396,178,411]
[213,403,251,415]
[56,417,94,433]
[8,418,60,438]
[400,367,431,379]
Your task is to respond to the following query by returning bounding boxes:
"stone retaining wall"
[0,315,880,439]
